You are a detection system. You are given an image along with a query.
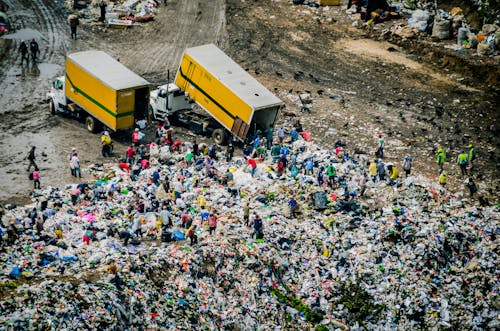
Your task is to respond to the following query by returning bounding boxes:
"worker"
[19,40,29,65]
[326,163,336,188]
[68,14,79,40]
[437,147,445,174]
[439,172,447,187]
[368,160,377,182]
[132,128,140,147]
[468,144,476,172]
[457,150,468,177]
[386,164,397,185]
[402,155,412,177]
[101,131,113,157]
[376,134,384,158]
[25,146,38,172]
[98,0,107,22]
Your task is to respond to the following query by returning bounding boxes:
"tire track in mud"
[115,0,226,84]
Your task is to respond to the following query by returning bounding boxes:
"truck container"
[150,44,283,144]
[48,50,150,133]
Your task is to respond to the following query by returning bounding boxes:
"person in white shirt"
[71,154,81,178]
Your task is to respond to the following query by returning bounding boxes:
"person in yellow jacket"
[439,172,447,186]
[101,131,113,157]
[197,195,207,210]
[368,160,377,182]
[387,164,399,185]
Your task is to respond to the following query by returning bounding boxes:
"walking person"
[326,163,336,188]
[32,167,41,189]
[71,153,82,178]
[29,39,40,63]
[98,0,107,22]
[402,155,413,177]
[68,14,79,40]
[19,40,29,65]
[26,146,38,172]
[207,212,218,235]
[457,150,468,177]
[437,147,445,174]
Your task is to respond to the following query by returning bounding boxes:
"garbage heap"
[0,137,498,330]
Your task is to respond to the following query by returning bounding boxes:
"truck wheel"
[86,116,100,133]
[49,100,55,115]
[212,128,226,145]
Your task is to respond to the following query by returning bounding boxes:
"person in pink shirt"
[207,213,218,235]
[141,158,150,169]
[32,167,41,189]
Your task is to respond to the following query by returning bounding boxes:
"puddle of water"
[35,62,63,80]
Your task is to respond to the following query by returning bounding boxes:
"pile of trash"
[0,135,498,330]
[65,0,161,26]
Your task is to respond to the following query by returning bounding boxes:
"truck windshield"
[54,80,63,90]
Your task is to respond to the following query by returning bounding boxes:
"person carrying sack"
[68,14,80,40]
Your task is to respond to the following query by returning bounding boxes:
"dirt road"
[0,0,498,205]
[0,0,225,205]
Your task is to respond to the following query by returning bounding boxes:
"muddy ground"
[0,0,498,206]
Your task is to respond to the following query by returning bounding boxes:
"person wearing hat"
[100,131,113,157]
[376,134,384,158]
[436,147,446,174]
[131,128,141,147]
[457,150,469,177]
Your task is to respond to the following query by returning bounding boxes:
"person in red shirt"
[207,213,218,235]
[247,157,257,177]
[126,145,135,165]
[132,128,140,147]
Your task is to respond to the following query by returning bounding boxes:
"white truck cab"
[47,76,68,114]
[149,83,190,120]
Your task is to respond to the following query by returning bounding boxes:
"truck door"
[134,87,149,120]
[157,89,167,113]
[53,79,66,109]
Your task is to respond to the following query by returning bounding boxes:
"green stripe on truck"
[178,67,235,120]
[65,74,134,118]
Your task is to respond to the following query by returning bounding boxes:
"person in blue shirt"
[304,159,314,175]
[288,197,298,218]
[290,128,299,142]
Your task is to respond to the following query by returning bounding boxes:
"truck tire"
[49,100,55,115]
[85,116,100,133]
[212,128,226,145]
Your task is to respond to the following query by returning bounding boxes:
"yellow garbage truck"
[149,44,284,144]
[47,50,150,133]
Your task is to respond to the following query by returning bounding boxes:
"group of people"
[18,39,40,65]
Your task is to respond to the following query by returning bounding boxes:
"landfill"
[1,130,498,330]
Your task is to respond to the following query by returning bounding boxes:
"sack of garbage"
[432,17,451,39]
[408,10,429,32]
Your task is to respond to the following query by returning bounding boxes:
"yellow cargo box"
[319,0,341,5]
[65,51,150,131]
[175,44,283,141]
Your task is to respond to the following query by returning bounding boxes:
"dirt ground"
[0,0,498,205]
